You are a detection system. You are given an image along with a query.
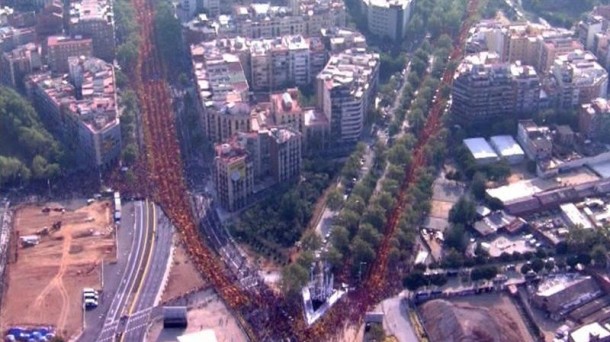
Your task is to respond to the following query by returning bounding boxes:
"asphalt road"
[81,200,156,342]
[120,205,174,342]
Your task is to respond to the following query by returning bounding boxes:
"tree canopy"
[0,86,64,186]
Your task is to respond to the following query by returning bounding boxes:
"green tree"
[531,258,545,273]
[331,226,350,254]
[154,0,186,76]
[428,273,448,287]
[0,86,64,186]
[471,172,487,200]
[122,143,138,166]
[403,271,428,291]
[351,237,376,268]
[281,263,309,297]
[300,230,322,251]
[327,188,344,211]
[442,248,464,269]
[471,266,498,281]
[448,197,477,225]
[592,244,608,267]
[444,223,468,253]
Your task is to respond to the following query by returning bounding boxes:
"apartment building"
[25,56,121,169]
[68,0,115,62]
[45,35,93,73]
[36,0,63,37]
[550,50,608,108]
[539,35,584,75]
[266,89,330,150]
[191,43,250,143]
[232,0,345,39]
[0,25,35,53]
[214,138,255,212]
[178,0,198,22]
[467,21,585,76]
[214,126,301,211]
[249,35,326,91]
[320,27,367,53]
[268,126,301,183]
[578,14,606,50]
[451,52,541,124]
[512,62,541,114]
[316,48,379,143]
[580,97,610,140]
[465,19,507,57]
[516,119,552,161]
[593,30,610,70]
[0,42,41,90]
[361,0,411,41]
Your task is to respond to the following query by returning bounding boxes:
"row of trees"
[281,0,467,292]
[114,0,140,72]
[154,0,187,78]
[0,87,65,186]
[522,0,601,28]
[281,142,382,296]
[113,0,140,167]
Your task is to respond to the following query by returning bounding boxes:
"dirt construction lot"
[0,201,116,338]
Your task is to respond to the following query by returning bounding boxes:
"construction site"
[0,200,115,338]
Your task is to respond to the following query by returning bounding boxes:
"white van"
[82,288,97,294]
[84,298,98,308]
[83,291,98,300]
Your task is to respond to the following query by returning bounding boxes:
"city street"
[120,205,174,342]
[194,195,261,290]
[80,200,166,342]
[374,292,418,342]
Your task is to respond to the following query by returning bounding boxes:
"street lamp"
[358,261,367,283]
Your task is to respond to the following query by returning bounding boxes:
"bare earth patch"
[429,200,453,219]
[420,294,534,342]
[0,201,115,339]
[161,241,206,303]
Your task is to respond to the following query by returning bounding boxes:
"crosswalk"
[98,307,153,341]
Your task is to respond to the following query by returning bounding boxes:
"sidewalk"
[374,291,419,342]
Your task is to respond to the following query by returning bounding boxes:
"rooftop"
[177,330,217,342]
[363,0,412,9]
[270,90,301,115]
[463,137,498,161]
[27,56,117,134]
[215,135,250,164]
[489,135,524,157]
[269,126,300,144]
[560,203,594,229]
[47,35,91,47]
[552,50,608,88]
[317,48,379,98]
[69,0,113,24]
[3,42,39,60]
[303,107,328,127]
[570,323,610,342]
[191,43,249,104]
[537,275,592,298]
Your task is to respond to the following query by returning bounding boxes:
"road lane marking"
[97,200,147,340]
[121,203,157,342]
